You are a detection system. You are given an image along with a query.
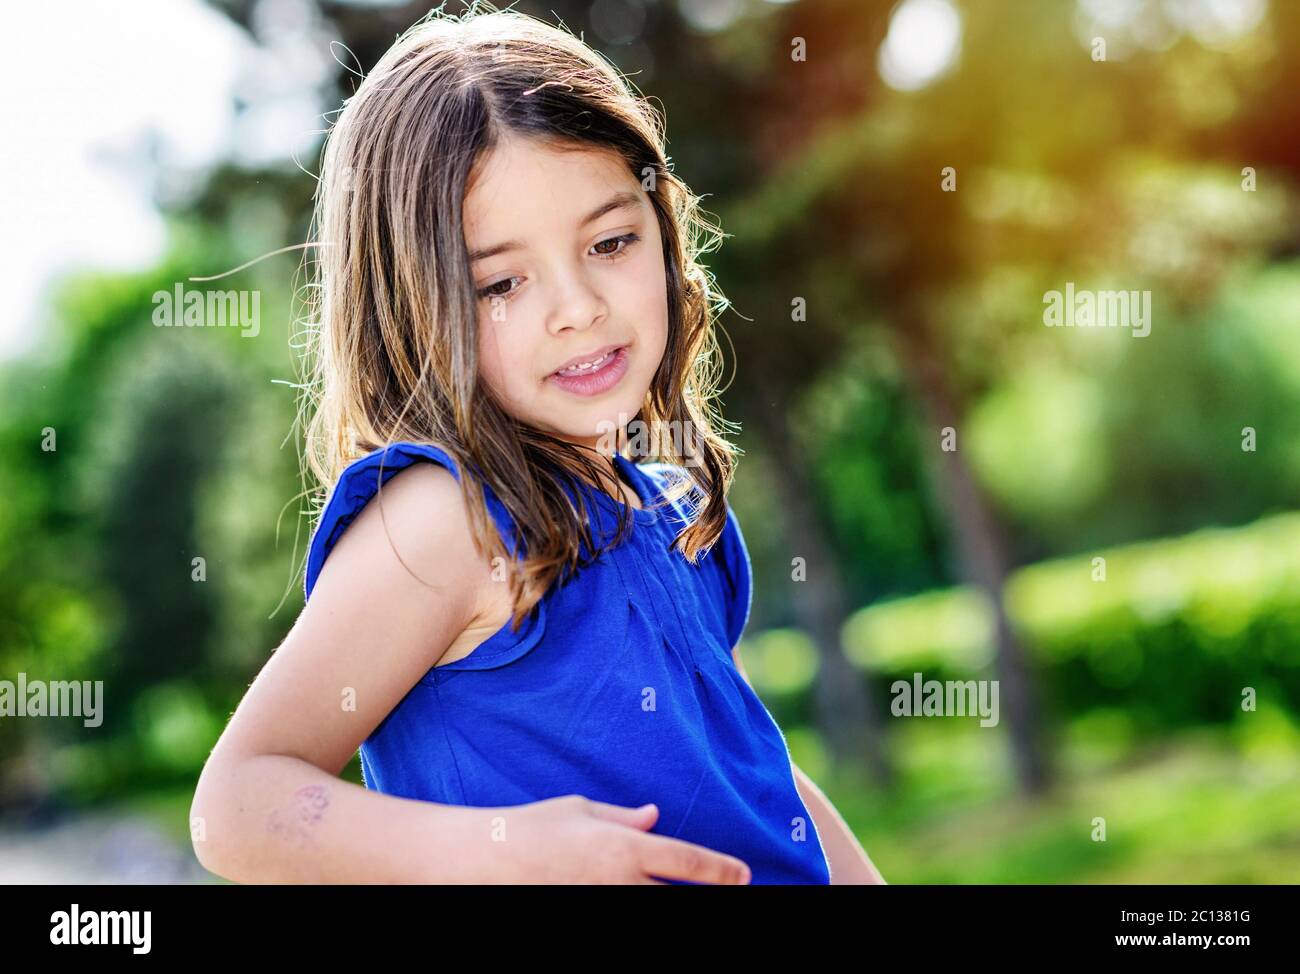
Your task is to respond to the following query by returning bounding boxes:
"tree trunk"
[747,391,894,788]
[893,313,1053,796]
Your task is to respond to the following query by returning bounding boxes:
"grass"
[821,722,1300,884]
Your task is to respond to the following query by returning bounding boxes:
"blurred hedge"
[746,511,1300,734]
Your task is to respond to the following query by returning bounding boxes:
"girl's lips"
[547,345,630,397]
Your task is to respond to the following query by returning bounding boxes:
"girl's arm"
[192,753,509,883]
[190,463,506,883]
[791,762,887,884]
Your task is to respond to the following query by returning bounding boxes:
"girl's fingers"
[634,832,752,885]
[585,800,659,829]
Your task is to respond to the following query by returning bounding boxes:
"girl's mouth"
[548,345,630,397]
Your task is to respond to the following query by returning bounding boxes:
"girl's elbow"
[189,757,240,879]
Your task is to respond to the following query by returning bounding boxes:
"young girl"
[191,5,884,886]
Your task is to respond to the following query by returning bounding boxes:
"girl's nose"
[545,268,608,337]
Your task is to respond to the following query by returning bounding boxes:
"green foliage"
[0,225,305,807]
[832,509,1300,731]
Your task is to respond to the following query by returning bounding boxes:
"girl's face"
[465,135,669,452]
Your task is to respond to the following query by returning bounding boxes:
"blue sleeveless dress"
[303,441,831,885]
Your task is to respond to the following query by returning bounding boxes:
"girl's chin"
[532,409,643,448]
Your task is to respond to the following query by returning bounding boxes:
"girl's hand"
[493,795,752,885]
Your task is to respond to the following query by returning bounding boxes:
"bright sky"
[0,0,330,360]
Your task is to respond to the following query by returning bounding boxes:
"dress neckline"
[604,454,661,524]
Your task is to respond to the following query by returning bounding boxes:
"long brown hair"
[296,3,740,631]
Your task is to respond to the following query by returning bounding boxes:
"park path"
[0,810,214,884]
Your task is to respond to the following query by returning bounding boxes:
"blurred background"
[1,0,1297,883]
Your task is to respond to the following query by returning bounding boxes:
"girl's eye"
[478,276,520,301]
[591,231,640,259]
[475,232,641,303]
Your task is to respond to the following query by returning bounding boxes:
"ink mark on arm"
[266,784,330,848]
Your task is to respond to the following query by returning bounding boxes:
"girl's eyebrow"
[467,191,643,264]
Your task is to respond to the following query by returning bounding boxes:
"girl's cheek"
[478,340,535,410]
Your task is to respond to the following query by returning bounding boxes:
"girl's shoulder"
[304,440,515,602]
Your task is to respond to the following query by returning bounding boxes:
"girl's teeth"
[557,350,614,376]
